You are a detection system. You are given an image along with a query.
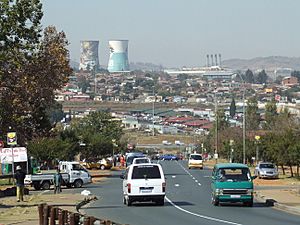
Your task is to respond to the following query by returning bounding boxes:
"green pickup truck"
[211,163,257,207]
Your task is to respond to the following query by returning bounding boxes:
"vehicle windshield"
[260,164,275,169]
[217,168,250,182]
[134,158,150,164]
[72,164,88,172]
[132,165,161,179]
[127,155,144,164]
[190,155,202,160]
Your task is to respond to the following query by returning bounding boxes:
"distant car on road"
[255,162,279,179]
[188,153,203,169]
[159,154,178,161]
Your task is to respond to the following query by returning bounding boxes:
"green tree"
[291,70,300,82]
[71,111,123,158]
[264,99,277,129]
[0,1,72,145]
[244,69,255,83]
[256,70,268,84]
[246,97,260,130]
[229,98,236,118]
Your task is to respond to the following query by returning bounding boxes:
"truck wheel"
[100,165,106,170]
[126,197,132,206]
[156,198,164,206]
[212,195,219,206]
[41,181,51,190]
[33,182,41,190]
[244,199,253,207]
[123,196,126,205]
[73,179,83,188]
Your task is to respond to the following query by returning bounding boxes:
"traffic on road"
[82,159,300,225]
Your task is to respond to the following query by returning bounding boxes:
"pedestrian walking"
[14,165,26,202]
[53,168,62,194]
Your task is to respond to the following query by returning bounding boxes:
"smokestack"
[206,54,210,67]
[219,54,222,67]
[211,54,214,66]
[215,54,218,66]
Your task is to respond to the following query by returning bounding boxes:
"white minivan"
[121,163,166,206]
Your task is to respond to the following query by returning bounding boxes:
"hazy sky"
[41,0,300,68]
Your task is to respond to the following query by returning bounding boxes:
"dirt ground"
[0,169,110,225]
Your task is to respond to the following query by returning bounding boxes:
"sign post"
[7,132,17,184]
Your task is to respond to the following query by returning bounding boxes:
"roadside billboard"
[0,147,27,163]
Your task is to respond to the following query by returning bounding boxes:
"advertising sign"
[0,147,27,163]
[7,132,17,146]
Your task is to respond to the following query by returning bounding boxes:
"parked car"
[120,163,166,206]
[98,158,113,170]
[188,153,203,169]
[211,163,256,207]
[159,154,178,161]
[255,162,278,179]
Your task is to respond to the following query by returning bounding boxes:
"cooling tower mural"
[79,41,100,71]
[107,40,130,72]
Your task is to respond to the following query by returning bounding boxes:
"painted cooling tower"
[79,41,100,71]
[107,40,129,72]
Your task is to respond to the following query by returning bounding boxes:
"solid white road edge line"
[165,196,243,225]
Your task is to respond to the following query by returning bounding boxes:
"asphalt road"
[83,160,300,225]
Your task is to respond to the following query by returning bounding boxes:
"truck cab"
[59,161,92,188]
[211,163,256,207]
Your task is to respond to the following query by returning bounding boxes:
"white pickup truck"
[25,161,92,190]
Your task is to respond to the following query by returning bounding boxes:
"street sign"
[0,147,27,163]
[0,140,4,148]
[7,132,17,146]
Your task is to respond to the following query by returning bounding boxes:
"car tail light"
[162,182,166,192]
[127,183,131,193]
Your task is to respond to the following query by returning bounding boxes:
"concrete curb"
[255,192,300,215]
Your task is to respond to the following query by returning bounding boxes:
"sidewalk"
[254,178,300,215]
[0,168,111,225]
[0,190,84,225]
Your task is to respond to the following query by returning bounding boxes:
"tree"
[70,111,123,158]
[246,97,260,130]
[229,98,236,118]
[0,1,72,145]
[264,99,277,129]
[77,75,90,93]
[244,69,255,83]
[256,70,268,84]
[291,70,300,82]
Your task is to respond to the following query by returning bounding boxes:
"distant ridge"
[223,56,300,71]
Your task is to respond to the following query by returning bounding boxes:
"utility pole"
[152,87,155,136]
[214,90,218,163]
[242,83,246,164]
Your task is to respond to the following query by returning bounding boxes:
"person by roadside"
[53,168,62,194]
[14,165,26,202]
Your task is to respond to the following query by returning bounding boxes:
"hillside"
[223,56,300,71]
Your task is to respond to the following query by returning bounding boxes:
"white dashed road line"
[176,161,202,187]
[165,196,243,225]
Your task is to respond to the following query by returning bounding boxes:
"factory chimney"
[206,54,210,67]
[211,54,214,66]
[215,54,218,66]
[219,54,222,67]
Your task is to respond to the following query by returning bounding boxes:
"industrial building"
[79,41,100,71]
[107,40,130,72]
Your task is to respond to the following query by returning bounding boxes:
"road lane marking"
[175,184,180,187]
[172,176,176,178]
[165,197,242,225]
[176,161,202,186]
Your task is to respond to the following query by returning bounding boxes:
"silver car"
[255,162,279,179]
